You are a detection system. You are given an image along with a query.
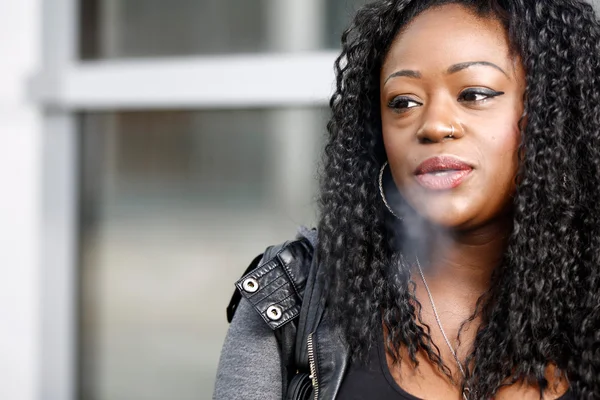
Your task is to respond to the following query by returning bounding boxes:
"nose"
[416,102,463,143]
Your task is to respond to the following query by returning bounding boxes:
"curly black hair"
[317,0,600,398]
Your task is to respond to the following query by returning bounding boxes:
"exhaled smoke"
[383,168,453,273]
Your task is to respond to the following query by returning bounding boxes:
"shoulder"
[232,230,315,329]
[213,228,317,400]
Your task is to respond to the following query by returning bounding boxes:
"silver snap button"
[242,278,259,293]
[266,305,283,321]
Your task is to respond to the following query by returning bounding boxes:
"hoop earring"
[379,161,402,220]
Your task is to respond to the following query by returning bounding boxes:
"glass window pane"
[325,0,371,48]
[80,0,268,58]
[78,108,325,399]
[80,0,370,59]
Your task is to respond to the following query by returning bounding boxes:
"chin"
[421,213,468,230]
[404,200,475,231]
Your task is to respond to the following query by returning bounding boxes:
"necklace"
[415,256,470,400]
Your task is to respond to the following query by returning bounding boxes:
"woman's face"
[380,4,526,231]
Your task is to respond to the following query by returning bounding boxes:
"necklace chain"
[415,255,470,400]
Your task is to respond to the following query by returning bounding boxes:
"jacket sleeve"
[213,296,283,400]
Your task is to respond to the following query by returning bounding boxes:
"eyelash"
[387,97,422,112]
[458,88,505,103]
[387,88,505,112]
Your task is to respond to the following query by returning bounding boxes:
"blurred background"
[2,0,371,399]
[1,0,599,400]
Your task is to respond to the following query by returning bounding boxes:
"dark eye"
[458,88,504,103]
[387,96,422,112]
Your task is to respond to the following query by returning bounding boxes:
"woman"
[214,0,600,399]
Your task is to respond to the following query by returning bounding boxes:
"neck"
[405,216,512,295]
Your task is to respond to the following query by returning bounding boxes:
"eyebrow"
[447,61,508,77]
[384,61,508,84]
[384,69,422,83]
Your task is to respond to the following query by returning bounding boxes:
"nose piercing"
[449,124,455,138]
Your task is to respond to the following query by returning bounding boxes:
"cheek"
[382,129,415,188]
[483,119,521,185]
[382,118,414,166]
[498,119,521,150]
[381,115,402,153]
[382,126,401,164]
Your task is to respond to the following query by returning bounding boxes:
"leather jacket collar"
[231,237,350,399]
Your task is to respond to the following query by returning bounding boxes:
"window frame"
[34,0,336,399]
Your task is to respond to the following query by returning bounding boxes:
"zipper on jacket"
[307,332,319,400]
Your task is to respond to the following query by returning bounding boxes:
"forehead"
[382,4,513,76]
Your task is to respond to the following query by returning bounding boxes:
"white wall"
[0,0,41,399]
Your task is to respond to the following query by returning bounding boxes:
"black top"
[337,326,575,400]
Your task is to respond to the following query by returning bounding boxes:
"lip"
[414,155,473,190]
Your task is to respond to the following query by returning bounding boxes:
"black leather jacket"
[228,238,349,400]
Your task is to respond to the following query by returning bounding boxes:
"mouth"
[414,156,473,190]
